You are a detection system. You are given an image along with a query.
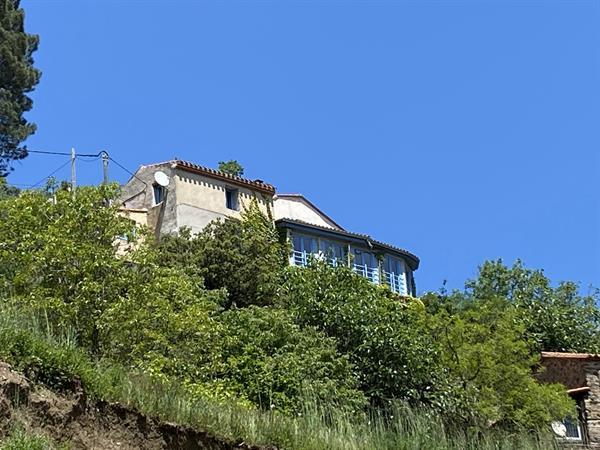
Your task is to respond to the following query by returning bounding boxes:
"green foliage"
[280,261,450,408]
[217,160,244,177]
[0,184,584,434]
[156,201,286,308]
[465,260,600,353]
[0,184,136,353]
[0,0,41,175]
[0,427,62,450]
[214,306,366,413]
[427,297,574,428]
[0,177,19,200]
[0,304,560,450]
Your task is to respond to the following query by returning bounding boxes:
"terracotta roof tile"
[151,159,276,194]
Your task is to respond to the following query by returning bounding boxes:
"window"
[153,184,165,205]
[226,188,239,210]
[352,248,377,268]
[553,416,583,441]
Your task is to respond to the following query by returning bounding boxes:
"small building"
[118,160,419,296]
[538,351,600,447]
[118,160,275,237]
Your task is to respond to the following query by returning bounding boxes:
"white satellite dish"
[551,421,567,438]
[154,171,170,187]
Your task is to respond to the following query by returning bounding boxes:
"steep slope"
[0,362,273,450]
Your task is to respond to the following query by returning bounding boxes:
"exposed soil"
[0,361,275,450]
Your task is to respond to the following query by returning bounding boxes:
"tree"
[0,176,19,199]
[280,260,452,408]
[465,260,600,353]
[156,201,287,309]
[0,184,136,354]
[427,296,574,428]
[218,160,244,177]
[0,0,41,175]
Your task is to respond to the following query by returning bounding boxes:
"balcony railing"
[291,250,409,295]
[292,250,340,267]
[382,270,408,295]
[352,263,380,284]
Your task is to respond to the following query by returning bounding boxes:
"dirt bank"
[0,361,275,450]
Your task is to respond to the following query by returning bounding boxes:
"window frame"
[152,183,165,205]
[225,187,239,211]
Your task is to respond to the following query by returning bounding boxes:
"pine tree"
[0,0,41,175]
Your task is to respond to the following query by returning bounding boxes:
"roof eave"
[172,160,276,195]
[275,218,420,270]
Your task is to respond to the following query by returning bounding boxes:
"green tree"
[0,176,19,199]
[218,160,244,177]
[280,261,451,408]
[156,202,286,308]
[465,260,600,353]
[0,184,136,353]
[212,306,366,413]
[0,0,41,175]
[427,296,574,428]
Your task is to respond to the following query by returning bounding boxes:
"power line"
[27,158,72,189]
[28,149,104,157]
[108,156,147,186]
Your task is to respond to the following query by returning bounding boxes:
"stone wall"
[585,361,600,447]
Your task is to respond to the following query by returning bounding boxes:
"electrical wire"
[27,158,72,189]
[108,156,148,186]
[28,149,104,157]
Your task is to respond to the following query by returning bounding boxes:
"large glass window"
[352,248,377,268]
[291,233,346,266]
[384,255,405,274]
[319,239,345,260]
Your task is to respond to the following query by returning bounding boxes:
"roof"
[541,352,600,360]
[274,194,345,231]
[145,159,276,195]
[276,217,420,270]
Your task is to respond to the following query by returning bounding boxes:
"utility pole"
[70,147,76,197]
[101,151,109,185]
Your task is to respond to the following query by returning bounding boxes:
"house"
[538,351,600,447]
[118,160,419,296]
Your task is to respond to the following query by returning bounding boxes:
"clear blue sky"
[9,0,600,293]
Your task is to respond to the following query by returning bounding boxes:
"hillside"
[0,361,269,450]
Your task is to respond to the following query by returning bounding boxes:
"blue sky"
[10,0,600,293]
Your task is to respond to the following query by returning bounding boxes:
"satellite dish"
[154,171,170,187]
[551,421,567,437]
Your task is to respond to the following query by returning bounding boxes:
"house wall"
[539,357,600,447]
[584,362,600,447]
[273,197,339,230]
[174,169,273,235]
[118,163,178,236]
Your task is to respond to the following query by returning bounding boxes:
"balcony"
[291,250,408,295]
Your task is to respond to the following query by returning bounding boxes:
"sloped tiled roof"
[276,217,420,270]
[147,159,276,194]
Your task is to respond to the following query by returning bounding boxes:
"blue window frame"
[153,184,165,205]
[225,188,239,210]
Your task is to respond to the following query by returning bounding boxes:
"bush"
[280,261,451,408]
[156,201,286,308]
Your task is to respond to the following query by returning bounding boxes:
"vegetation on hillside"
[1,184,598,447]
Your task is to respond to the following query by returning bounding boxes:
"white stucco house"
[119,159,419,296]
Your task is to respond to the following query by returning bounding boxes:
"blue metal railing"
[291,250,408,295]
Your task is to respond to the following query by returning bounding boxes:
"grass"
[0,304,560,450]
[0,427,66,450]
